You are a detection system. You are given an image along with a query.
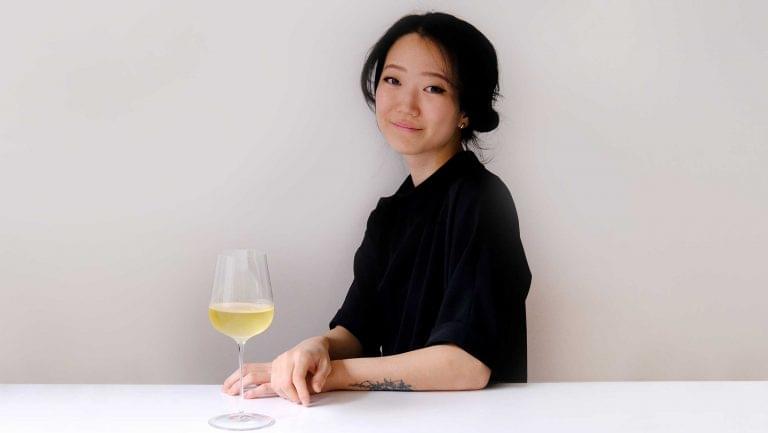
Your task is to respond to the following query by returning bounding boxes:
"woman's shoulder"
[448,165,516,208]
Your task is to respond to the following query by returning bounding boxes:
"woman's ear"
[460,113,470,128]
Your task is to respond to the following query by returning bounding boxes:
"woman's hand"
[221,335,333,405]
[269,336,333,405]
[221,362,277,398]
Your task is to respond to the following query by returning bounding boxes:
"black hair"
[360,11,500,155]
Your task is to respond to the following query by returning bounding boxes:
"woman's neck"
[403,145,461,187]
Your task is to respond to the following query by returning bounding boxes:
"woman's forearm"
[324,344,491,392]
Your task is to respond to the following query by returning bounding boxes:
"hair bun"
[471,108,499,133]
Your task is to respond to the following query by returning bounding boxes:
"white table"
[1,382,766,432]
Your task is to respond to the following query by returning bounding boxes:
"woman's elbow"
[469,363,491,390]
[444,345,491,390]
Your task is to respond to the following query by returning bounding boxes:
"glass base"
[208,412,275,431]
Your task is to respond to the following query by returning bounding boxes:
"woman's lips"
[392,122,422,132]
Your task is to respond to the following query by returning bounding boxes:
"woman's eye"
[426,86,445,94]
[382,77,445,95]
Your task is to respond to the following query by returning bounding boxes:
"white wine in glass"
[209,302,274,343]
[208,250,275,430]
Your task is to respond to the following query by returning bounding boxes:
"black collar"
[382,150,482,204]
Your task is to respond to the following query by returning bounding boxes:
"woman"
[222,11,531,406]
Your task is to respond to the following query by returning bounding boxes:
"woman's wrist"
[315,334,330,352]
[322,359,349,392]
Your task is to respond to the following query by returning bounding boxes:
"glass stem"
[237,340,246,414]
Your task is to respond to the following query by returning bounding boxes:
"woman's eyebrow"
[383,63,453,85]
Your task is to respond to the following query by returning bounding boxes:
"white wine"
[209,302,274,343]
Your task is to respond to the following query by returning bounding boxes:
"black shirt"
[329,150,532,383]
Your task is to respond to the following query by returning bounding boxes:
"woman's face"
[375,33,468,157]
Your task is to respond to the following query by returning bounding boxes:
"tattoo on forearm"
[349,378,413,391]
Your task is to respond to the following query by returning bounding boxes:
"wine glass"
[208,249,275,430]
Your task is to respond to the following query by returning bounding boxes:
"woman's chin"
[390,146,425,157]
[386,138,424,155]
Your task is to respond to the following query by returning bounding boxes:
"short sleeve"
[425,181,532,379]
[329,206,384,357]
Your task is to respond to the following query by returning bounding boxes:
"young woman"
[222,11,531,406]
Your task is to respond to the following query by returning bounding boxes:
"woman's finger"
[223,364,270,395]
[271,357,297,403]
[226,371,265,395]
[312,357,332,393]
[292,358,312,406]
[278,357,301,404]
[222,365,248,391]
[270,359,289,401]
[273,386,287,401]
[244,382,278,399]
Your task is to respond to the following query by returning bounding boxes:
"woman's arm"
[228,341,491,404]
[323,343,491,392]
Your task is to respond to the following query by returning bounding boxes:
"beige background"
[1,0,766,384]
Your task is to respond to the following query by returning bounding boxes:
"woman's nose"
[396,89,419,117]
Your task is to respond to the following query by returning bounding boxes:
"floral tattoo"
[349,378,413,391]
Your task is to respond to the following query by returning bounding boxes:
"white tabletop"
[1,381,766,432]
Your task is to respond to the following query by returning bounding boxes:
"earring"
[458,122,466,129]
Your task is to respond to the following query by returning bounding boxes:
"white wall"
[1,0,766,384]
